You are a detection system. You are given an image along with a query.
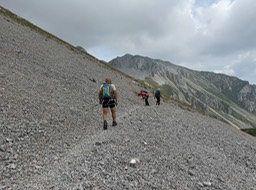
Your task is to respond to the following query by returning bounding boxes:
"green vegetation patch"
[230,109,256,128]
[194,99,207,113]
[161,84,176,96]
[145,77,159,88]
[241,128,256,137]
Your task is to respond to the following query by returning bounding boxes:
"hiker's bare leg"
[103,108,109,121]
[111,107,117,121]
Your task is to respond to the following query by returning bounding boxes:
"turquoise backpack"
[102,83,113,99]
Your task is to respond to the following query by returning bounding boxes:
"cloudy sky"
[1,0,256,84]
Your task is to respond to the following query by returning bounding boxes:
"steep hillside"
[1,6,256,190]
[109,54,256,129]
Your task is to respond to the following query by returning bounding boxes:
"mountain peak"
[109,54,256,128]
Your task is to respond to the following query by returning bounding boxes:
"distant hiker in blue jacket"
[154,88,161,106]
[98,78,118,130]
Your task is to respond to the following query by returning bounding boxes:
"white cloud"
[215,65,235,76]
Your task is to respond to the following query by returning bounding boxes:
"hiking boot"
[112,121,118,126]
[103,120,108,130]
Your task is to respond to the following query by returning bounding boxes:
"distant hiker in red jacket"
[138,90,149,106]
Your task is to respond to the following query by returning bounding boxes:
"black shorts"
[102,99,116,108]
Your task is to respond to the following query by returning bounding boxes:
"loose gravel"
[1,11,256,190]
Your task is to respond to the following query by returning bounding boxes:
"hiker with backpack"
[154,88,161,106]
[138,90,149,106]
[98,78,118,130]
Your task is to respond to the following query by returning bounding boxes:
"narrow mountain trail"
[18,104,149,189]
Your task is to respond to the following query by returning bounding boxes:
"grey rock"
[202,181,212,187]
[129,158,140,167]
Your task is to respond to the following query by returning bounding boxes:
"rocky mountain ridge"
[109,54,256,129]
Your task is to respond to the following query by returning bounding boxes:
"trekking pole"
[85,103,99,112]
[84,79,101,113]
